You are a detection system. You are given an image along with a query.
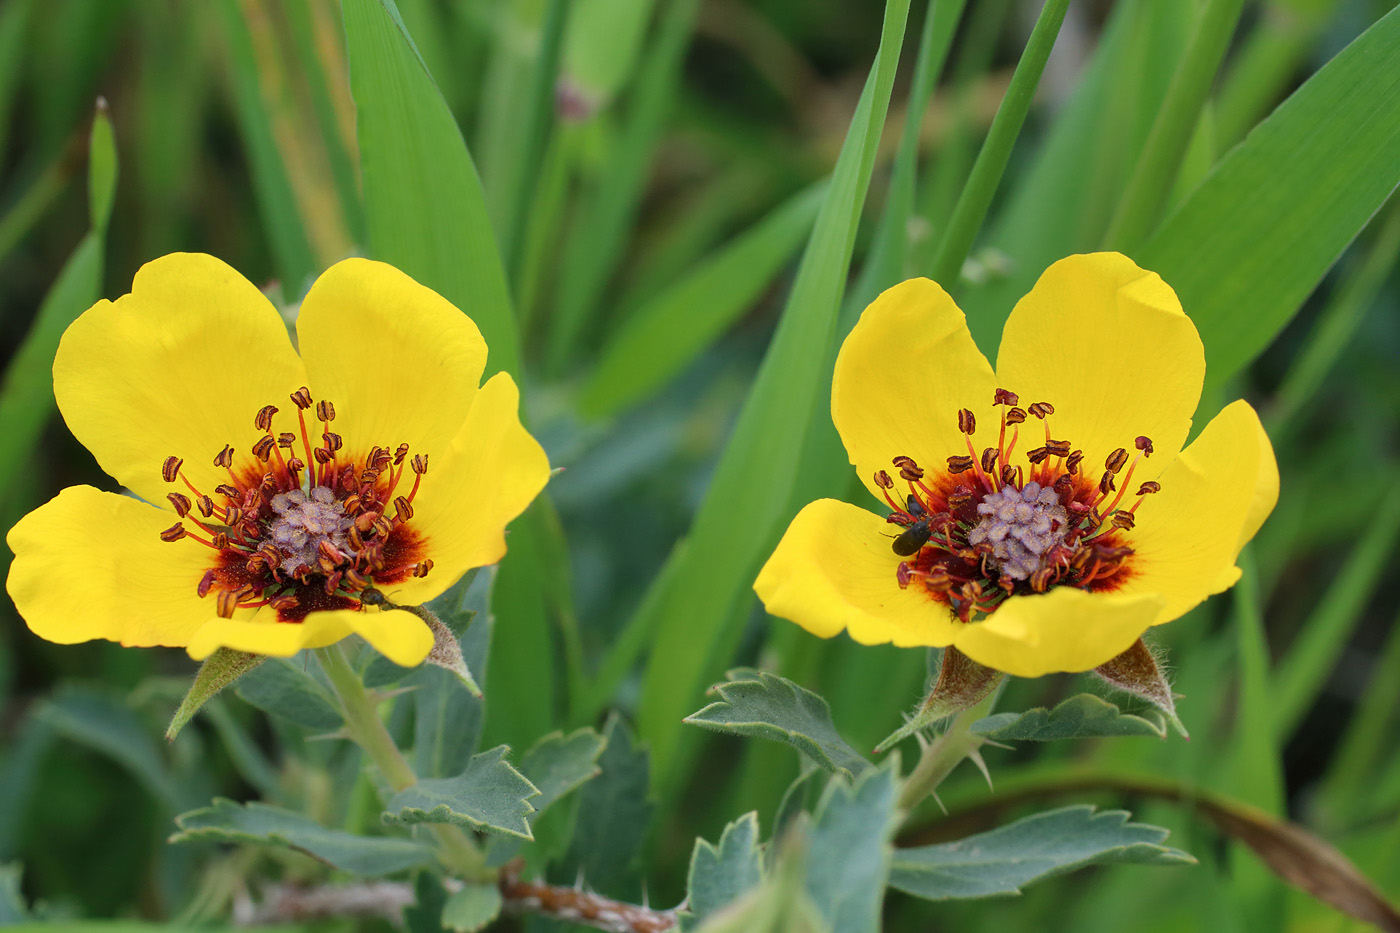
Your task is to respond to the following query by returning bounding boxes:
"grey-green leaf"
[683,670,869,778]
[804,759,901,933]
[517,728,607,815]
[234,657,343,731]
[441,883,503,933]
[383,746,540,839]
[679,812,764,932]
[889,805,1194,900]
[560,714,652,899]
[971,693,1167,742]
[170,799,435,876]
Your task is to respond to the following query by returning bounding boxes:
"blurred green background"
[1,0,1398,929]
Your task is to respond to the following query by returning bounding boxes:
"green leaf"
[580,182,826,418]
[1137,5,1400,404]
[166,649,265,741]
[234,657,343,731]
[637,0,912,795]
[874,645,1002,753]
[804,759,901,933]
[770,767,819,857]
[441,883,503,933]
[0,862,27,923]
[35,688,184,809]
[562,0,657,106]
[87,97,116,233]
[404,871,449,933]
[970,693,1167,742]
[384,746,540,839]
[485,728,607,865]
[679,812,764,932]
[683,670,869,779]
[171,798,436,876]
[343,0,520,378]
[560,714,652,900]
[888,805,1193,900]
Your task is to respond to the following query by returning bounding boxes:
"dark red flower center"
[157,386,431,622]
[879,388,1159,622]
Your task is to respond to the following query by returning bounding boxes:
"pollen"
[156,386,431,622]
[883,387,1153,620]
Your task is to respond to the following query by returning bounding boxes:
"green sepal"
[1092,638,1188,738]
[166,648,265,741]
[874,646,1002,753]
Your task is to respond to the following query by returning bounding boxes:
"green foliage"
[804,759,901,933]
[889,806,1194,900]
[684,670,869,778]
[0,862,27,923]
[170,799,436,876]
[441,883,502,932]
[166,649,264,741]
[233,657,343,731]
[679,812,764,932]
[384,746,540,839]
[971,694,1167,742]
[559,714,652,899]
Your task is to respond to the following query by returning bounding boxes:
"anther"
[254,405,278,432]
[895,563,913,589]
[224,505,245,526]
[313,448,334,465]
[1065,450,1084,474]
[891,455,922,479]
[1136,436,1154,457]
[1045,439,1071,458]
[948,489,974,511]
[252,436,276,461]
[215,588,249,619]
[1026,447,1051,464]
[874,470,894,489]
[159,522,187,542]
[980,447,999,474]
[354,511,380,533]
[394,443,410,465]
[993,388,1019,406]
[1099,472,1116,495]
[1111,511,1136,530]
[196,569,217,598]
[162,456,183,483]
[277,432,297,448]
[394,496,414,521]
[1001,465,1018,487]
[196,495,214,518]
[947,455,975,474]
[322,432,342,452]
[286,457,305,476]
[411,454,429,475]
[413,559,434,578]
[290,387,313,410]
[1053,473,1074,494]
[211,532,230,550]
[318,540,346,567]
[958,409,976,434]
[268,594,299,612]
[1030,566,1055,593]
[316,400,336,422]
[1105,448,1129,474]
[213,445,235,468]
[167,493,192,517]
[215,483,239,500]
[1028,402,1054,419]
[1137,481,1161,496]
[1005,407,1027,425]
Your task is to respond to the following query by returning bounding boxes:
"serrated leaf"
[486,728,607,865]
[804,759,901,933]
[771,767,819,858]
[684,671,869,778]
[691,829,828,933]
[679,812,764,932]
[170,799,435,876]
[889,805,1193,900]
[384,746,540,839]
[970,693,1167,742]
[167,648,264,741]
[560,714,652,900]
[441,883,503,932]
[234,657,343,731]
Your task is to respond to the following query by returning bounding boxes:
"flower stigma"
[159,385,434,623]
[881,388,1157,622]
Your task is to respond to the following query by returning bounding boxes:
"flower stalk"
[896,691,998,813]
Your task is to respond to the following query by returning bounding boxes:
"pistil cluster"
[158,387,432,622]
[880,388,1159,621]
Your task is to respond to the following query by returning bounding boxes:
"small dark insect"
[359,587,392,609]
[892,494,931,556]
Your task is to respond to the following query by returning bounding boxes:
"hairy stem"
[896,691,996,812]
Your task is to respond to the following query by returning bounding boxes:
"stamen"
[947,455,975,474]
[1027,402,1054,419]
[1136,435,1154,457]
[252,435,276,462]
[160,522,187,542]
[289,387,313,410]
[254,405,278,432]
[413,559,433,578]
[213,445,235,469]
[1065,450,1084,474]
[167,493,192,517]
[1105,448,1129,474]
[1137,481,1161,496]
[162,456,183,483]
[316,400,336,422]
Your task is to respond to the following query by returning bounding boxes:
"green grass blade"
[1136,6,1400,406]
[0,0,35,162]
[1102,0,1245,252]
[634,0,913,794]
[342,0,520,379]
[1217,551,1284,815]
[0,101,114,501]
[218,0,317,300]
[579,181,824,419]
[545,0,700,374]
[1273,479,1400,737]
[926,0,1070,285]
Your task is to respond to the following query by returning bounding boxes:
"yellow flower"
[7,254,549,666]
[755,253,1278,678]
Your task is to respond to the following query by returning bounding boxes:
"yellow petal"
[186,607,433,666]
[754,498,963,648]
[995,252,1203,471]
[832,278,997,504]
[1115,400,1272,625]
[6,486,216,647]
[296,258,488,467]
[54,253,307,507]
[384,372,550,606]
[951,587,1165,678]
